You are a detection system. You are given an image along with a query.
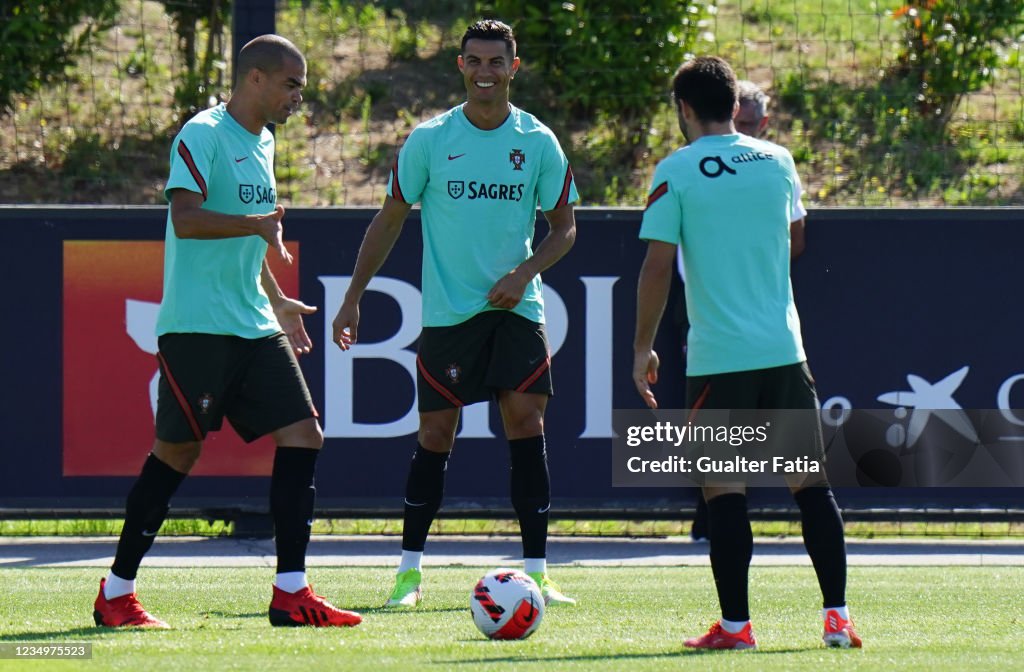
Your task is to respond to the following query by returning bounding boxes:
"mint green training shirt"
[640,133,807,376]
[388,103,578,327]
[157,104,281,339]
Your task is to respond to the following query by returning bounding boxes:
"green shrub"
[890,0,1023,132]
[476,1,711,147]
[162,0,232,122]
[0,0,119,113]
[471,1,713,202]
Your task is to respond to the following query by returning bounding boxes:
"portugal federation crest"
[509,149,526,171]
[198,393,214,414]
[445,363,462,384]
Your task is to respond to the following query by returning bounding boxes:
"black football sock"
[401,444,449,552]
[707,493,753,622]
[110,454,187,580]
[509,435,550,560]
[270,446,319,574]
[692,492,709,540]
[794,486,847,608]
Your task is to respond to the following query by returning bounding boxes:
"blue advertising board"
[2,206,1021,513]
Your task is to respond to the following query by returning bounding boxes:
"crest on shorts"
[198,393,214,414]
[445,363,461,383]
[239,184,254,203]
[509,149,526,171]
[448,180,465,199]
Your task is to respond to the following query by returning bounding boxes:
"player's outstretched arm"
[332,196,412,350]
[633,240,676,409]
[169,189,293,263]
[486,203,577,309]
[261,259,317,354]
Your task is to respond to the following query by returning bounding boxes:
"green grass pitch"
[1,566,1021,671]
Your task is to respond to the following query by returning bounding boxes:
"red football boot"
[684,620,757,650]
[268,585,362,627]
[93,578,170,629]
[823,609,863,648]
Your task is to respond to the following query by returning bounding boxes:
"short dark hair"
[672,56,737,124]
[236,34,305,83]
[461,19,516,57]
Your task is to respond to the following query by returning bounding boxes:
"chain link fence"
[1,0,1021,206]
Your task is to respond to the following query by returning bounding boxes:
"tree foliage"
[890,0,1023,132]
[0,0,119,113]
[161,0,231,121]
[475,1,712,152]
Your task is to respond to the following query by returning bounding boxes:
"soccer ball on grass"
[469,568,544,640]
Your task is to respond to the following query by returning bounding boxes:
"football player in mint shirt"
[94,35,361,630]
[333,19,578,608]
[632,56,860,651]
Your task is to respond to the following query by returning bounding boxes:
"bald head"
[236,34,305,85]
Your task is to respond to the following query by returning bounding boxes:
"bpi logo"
[448,181,465,199]
[320,275,619,440]
[61,240,299,476]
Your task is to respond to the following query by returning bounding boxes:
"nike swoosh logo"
[306,519,314,527]
[447,153,465,160]
[141,529,158,537]
[404,498,427,507]
[235,156,248,163]
[537,504,551,514]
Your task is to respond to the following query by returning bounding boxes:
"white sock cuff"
[274,572,309,593]
[104,572,136,600]
[720,618,750,634]
[523,558,547,575]
[398,550,423,574]
[823,605,850,620]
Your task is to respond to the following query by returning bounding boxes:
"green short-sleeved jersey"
[157,104,280,338]
[388,103,578,327]
[640,133,806,376]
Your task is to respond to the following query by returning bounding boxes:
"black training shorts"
[416,311,552,412]
[685,361,825,461]
[155,332,317,443]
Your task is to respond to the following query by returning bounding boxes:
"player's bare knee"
[272,418,323,449]
[152,441,201,474]
[307,419,325,449]
[500,404,544,440]
[417,409,459,452]
[417,424,456,453]
[787,475,830,493]
[498,391,547,439]
[300,422,324,450]
[503,414,544,440]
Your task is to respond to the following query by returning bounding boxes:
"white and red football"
[469,568,544,640]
